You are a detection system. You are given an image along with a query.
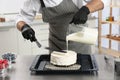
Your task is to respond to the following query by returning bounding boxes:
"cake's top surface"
[51,50,77,57]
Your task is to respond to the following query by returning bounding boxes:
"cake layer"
[50,50,77,66]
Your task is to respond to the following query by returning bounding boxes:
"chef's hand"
[21,24,36,42]
[70,6,90,24]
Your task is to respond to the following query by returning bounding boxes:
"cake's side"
[50,51,77,66]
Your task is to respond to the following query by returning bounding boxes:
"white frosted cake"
[50,50,77,66]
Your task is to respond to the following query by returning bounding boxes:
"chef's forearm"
[17,21,26,31]
[86,0,104,13]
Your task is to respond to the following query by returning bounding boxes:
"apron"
[40,0,93,54]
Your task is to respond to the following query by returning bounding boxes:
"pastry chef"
[15,0,104,53]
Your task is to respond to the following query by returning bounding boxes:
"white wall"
[0,0,24,13]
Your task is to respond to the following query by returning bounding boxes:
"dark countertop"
[0,54,119,80]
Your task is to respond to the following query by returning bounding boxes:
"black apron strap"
[40,0,45,8]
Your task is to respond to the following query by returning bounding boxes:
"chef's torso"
[43,0,83,7]
[33,0,83,13]
[15,0,83,23]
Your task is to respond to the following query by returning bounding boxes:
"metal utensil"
[34,40,53,51]
[35,40,41,48]
[44,47,67,53]
[35,39,66,53]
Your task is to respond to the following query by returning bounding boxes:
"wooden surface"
[101,21,120,25]
[102,48,120,58]
[102,36,120,42]
[98,10,102,53]
[110,5,120,8]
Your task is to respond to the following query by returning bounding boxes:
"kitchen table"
[0,54,119,80]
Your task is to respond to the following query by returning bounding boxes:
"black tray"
[30,54,98,74]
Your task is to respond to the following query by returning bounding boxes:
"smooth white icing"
[50,50,77,66]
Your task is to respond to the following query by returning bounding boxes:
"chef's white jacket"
[15,0,105,24]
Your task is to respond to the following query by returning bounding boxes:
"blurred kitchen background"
[0,0,120,56]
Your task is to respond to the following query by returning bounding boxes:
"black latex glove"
[70,6,90,24]
[21,24,36,42]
